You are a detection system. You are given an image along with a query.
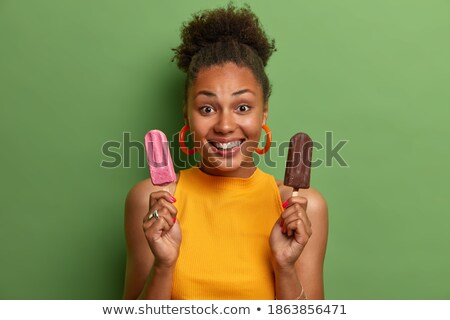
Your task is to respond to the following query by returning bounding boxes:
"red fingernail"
[170,196,177,203]
[282,201,289,208]
[173,217,177,223]
[281,226,285,233]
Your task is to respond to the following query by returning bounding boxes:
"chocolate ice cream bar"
[284,132,312,196]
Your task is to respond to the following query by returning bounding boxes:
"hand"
[143,191,181,269]
[269,196,312,269]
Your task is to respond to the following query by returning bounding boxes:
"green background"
[1,0,449,299]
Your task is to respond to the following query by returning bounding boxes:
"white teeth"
[211,141,241,150]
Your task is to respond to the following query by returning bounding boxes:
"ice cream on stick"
[144,130,176,186]
[284,132,312,197]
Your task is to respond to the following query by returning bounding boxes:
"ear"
[183,104,187,120]
[183,105,191,127]
[262,103,269,125]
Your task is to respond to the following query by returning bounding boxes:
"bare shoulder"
[125,178,155,219]
[276,179,328,219]
[125,175,179,219]
[303,187,328,219]
[125,178,154,210]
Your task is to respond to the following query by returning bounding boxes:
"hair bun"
[173,3,276,72]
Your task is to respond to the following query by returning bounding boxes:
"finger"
[302,211,311,230]
[155,207,175,229]
[143,212,158,230]
[281,202,304,221]
[144,199,177,223]
[280,204,298,233]
[283,196,308,211]
[155,198,177,217]
[149,190,176,208]
[282,209,311,232]
[144,219,169,243]
[283,211,312,238]
[285,218,311,243]
[282,198,311,225]
[143,213,173,240]
[143,206,175,229]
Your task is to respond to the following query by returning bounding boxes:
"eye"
[200,105,215,115]
[237,104,251,113]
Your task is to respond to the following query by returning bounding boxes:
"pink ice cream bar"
[144,130,176,186]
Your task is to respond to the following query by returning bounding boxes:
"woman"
[122,4,328,300]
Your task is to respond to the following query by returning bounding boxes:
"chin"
[201,153,254,174]
[202,158,242,171]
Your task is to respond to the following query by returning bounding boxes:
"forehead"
[189,63,262,96]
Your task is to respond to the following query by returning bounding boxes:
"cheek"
[240,116,263,137]
[188,117,208,140]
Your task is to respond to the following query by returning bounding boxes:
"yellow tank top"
[172,167,283,300]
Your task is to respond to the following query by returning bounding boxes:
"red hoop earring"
[179,124,196,155]
[255,124,272,155]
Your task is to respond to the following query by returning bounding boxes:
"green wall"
[1,0,449,299]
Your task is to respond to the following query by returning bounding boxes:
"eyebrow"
[194,88,255,98]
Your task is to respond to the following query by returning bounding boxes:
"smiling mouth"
[208,140,244,150]
[206,140,246,157]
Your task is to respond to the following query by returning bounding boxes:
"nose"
[214,110,236,134]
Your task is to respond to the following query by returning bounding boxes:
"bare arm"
[122,180,179,299]
[274,186,328,299]
[295,188,328,299]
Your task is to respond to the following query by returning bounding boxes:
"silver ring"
[148,210,159,221]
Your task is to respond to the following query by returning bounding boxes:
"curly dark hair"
[172,3,276,103]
